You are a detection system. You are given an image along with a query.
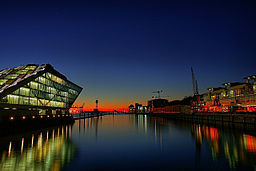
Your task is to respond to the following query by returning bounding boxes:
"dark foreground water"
[1,114,256,170]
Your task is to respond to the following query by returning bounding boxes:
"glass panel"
[30,97,37,106]
[5,74,19,79]
[38,83,45,91]
[25,65,37,70]
[0,79,8,86]
[20,87,30,96]
[30,81,38,89]
[7,95,19,104]
[39,76,46,84]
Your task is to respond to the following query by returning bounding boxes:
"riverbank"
[139,113,256,130]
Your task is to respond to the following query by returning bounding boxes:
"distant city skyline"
[0,0,256,110]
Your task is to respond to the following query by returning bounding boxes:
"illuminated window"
[25,65,37,70]
[50,87,57,94]
[230,90,234,97]
[38,83,45,91]
[30,81,38,89]
[0,69,9,75]
[20,97,29,105]
[30,98,38,105]
[39,76,46,84]
[6,74,19,79]
[7,95,19,104]
[45,86,51,93]
[0,79,8,86]
[30,89,39,97]
[16,70,28,74]
[20,87,30,96]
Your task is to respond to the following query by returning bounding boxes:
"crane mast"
[191,67,199,96]
[191,67,200,113]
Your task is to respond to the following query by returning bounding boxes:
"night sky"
[0,0,256,110]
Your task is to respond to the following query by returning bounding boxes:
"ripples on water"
[0,114,256,170]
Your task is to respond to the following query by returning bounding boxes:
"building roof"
[222,82,245,87]
[207,87,225,91]
[244,75,256,80]
[207,87,226,94]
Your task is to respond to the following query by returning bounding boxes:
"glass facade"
[0,65,45,92]
[1,72,81,109]
[0,64,82,113]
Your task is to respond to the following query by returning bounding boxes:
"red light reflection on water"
[243,134,256,152]
[210,128,219,140]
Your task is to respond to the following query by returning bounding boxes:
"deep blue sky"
[0,0,256,110]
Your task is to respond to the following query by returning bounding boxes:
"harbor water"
[0,114,256,170]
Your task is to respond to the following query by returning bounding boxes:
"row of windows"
[34,75,79,96]
[16,69,28,74]
[0,69,9,75]
[5,74,19,80]
[0,79,7,86]
[207,88,256,101]
[25,81,78,99]
[42,72,81,92]
[4,95,67,108]
[12,86,76,103]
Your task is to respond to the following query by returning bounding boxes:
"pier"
[72,111,106,119]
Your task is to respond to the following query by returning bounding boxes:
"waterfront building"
[147,99,169,112]
[148,74,256,114]
[0,64,82,118]
[128,103,148,114]
[199,75,256,113]
[128,104,135,113]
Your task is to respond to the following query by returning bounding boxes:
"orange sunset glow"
[73,101,132,111]
[73,97,148,111]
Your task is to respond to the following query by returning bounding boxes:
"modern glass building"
[0,64,82,116]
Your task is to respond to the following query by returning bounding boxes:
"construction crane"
[191,67,199,96]
[152,90,163,99]
[191,67,200,113]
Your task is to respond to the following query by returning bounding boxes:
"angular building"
[0,64,82,117]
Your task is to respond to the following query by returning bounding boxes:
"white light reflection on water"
[0,125,75,171]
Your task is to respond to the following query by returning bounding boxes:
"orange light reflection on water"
[210,128,219,141]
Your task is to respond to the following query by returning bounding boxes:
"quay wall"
[0,114,74,135]
[141,113,256,130]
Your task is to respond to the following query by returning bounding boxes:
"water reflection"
[1,115,256,170]
[143,115,256,169]
[191,124,256,169]
[0,125,75,171]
